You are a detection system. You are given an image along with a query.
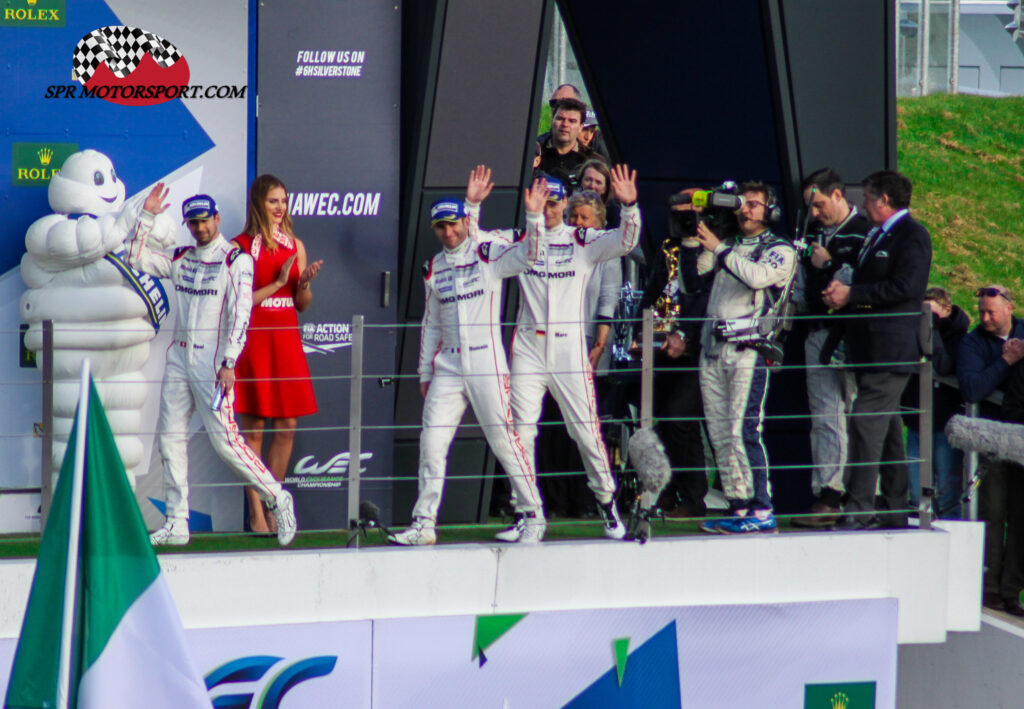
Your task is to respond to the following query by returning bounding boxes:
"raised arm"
[479,178,549,278]
[123,183,175,278]
[716,242,797,290]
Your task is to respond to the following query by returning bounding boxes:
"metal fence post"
[965,402,979,521]
[918,305,933,530]
[640,309,654,429]
[347,315,364,543]
[40,319,54,526]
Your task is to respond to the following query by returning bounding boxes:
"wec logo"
[205,655,336,709]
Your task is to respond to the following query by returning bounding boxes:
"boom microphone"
[628,427,672,494]
[625,428,672,543]
[348,500,392,546]
[945,415,1024,466]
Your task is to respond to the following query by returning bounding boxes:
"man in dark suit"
[822,170,932,529]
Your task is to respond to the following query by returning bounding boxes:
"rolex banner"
[2,599,898,707]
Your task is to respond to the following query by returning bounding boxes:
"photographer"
[684,182,797,534]
[790,169,870,528]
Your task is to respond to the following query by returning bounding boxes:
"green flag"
[4,378,210,708]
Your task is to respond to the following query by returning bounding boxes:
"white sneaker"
[269,491,297,546]
[388,518,436,546]
[149,518,189,546]
[600,502,626,540]
[495,512,546,544]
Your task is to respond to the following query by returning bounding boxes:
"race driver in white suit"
[389,175,549,546]
[126,188,297,547]
[467,164,641,539]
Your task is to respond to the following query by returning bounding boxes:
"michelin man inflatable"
[20,149,176,485]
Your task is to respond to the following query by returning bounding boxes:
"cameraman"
[640,189,713,518]
[685,182,797,534]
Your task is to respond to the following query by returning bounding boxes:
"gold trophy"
[652,239,682,342]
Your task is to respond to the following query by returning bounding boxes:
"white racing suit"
[413,216,544,522]
[696,231,796,511]
[471,202,642,505]
[126,218,286,522]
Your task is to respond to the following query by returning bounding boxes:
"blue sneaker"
[699,516,730,534]
[717,510,778,534]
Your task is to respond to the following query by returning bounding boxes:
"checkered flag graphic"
[73,25,183,83]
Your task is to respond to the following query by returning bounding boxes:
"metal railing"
[2,302,949,544]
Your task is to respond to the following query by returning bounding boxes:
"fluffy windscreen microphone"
[946,414,1024,467]
[628,427,671,495]
[359,500,381,525]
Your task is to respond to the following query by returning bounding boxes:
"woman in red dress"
[234,174,323,534]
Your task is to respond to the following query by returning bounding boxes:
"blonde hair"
[567,190,606,228]
[243,174,296,250]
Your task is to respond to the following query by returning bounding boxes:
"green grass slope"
[898,94,1024,312]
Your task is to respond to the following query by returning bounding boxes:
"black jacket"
[1002,360,1024,424]
[802,207,871,324]
[842,212,932,373]
[902,304,970,430]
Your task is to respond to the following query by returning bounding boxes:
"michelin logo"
[302,322,352,354]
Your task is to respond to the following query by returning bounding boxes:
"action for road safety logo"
[301,322,352,355]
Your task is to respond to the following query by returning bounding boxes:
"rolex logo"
[37,147,54,166]
[830,692,849,709]
[27,0,38,5]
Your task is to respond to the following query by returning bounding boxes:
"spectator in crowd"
[389,174,549,546]
[823,170,931,530]
[902,286,969,518]
[537,98,593,191]
[232,175,322,535]
[578,109,609,161]
[470,168,642,539]
[687,181,797,534]
[791,168,870,528]
[535,190,621,518]
[579,158,620,228]
[539,84,610,163]
[126,190,296,547]
[956,284,1024,613]
[644,189,712,518]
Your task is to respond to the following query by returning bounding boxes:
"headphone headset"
[760,184,782,225]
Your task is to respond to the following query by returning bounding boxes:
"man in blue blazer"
[822,170,932,529]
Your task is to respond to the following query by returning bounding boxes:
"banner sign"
[256,0,400,528]
[0,598,899,708]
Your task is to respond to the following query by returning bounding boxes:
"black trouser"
[844,370,911,527]
[654,357,708,513]
[979,456,1024,604]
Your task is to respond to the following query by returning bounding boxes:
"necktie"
[857,226,883,267]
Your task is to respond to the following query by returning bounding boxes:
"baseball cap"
[542,176,566,202]
[430,198,467,224]
[583,109,599,127]
[182,194,219,222]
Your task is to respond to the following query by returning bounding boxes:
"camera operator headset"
[693,182,796,363]
[689,181,798,531]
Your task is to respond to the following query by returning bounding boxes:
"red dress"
[232,231,317,418]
